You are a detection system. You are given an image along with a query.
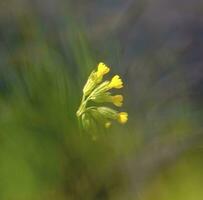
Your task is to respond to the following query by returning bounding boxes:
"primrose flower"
[108,75,123,89]
[111,95,123,107]
[83,62,110,96]
[77,62,128,132]
[91,93,123,107]
[96,62,110,79]
[117,112,128,124]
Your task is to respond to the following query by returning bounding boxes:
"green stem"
[76,94,89,117]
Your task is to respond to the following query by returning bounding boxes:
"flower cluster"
[76,62,128,130]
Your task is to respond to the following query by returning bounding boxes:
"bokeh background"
[0,0,202,199]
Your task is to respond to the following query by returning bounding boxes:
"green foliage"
[0,18,130,199]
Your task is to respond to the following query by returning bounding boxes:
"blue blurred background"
[0,0,202,199]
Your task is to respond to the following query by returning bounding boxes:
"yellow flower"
[77,61,128,130]
[117,112,128,124]
[83,62,109,96]
[112,95,123,107]
[108,75,123,89]
[96,62,110,79]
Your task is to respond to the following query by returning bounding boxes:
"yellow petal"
[108,75,123,89]
[97,62,110,78]
[112,95,123,107]
[117,112,128,124]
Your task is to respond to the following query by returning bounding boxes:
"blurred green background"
[0,0,202,199]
